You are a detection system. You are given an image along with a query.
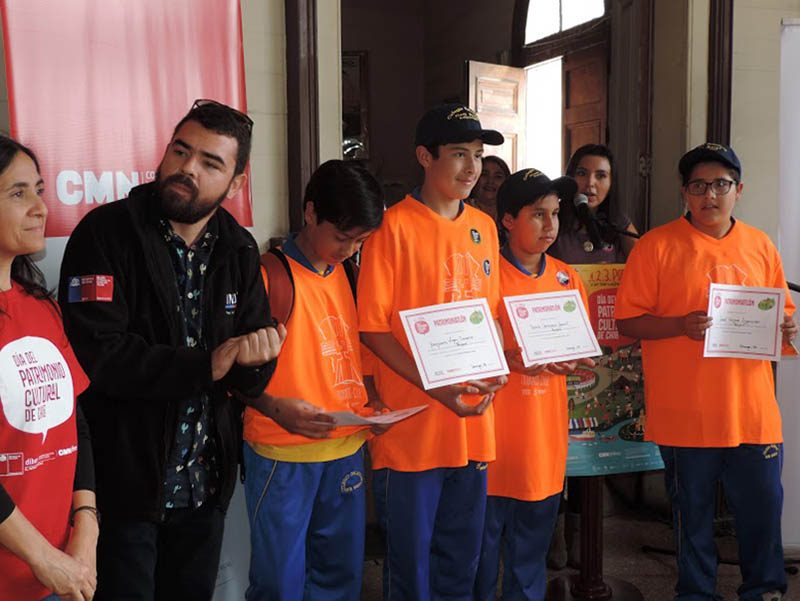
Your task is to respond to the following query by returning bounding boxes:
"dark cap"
[415,103,504,147]
[497,168,578,218]
[678,142,742,181]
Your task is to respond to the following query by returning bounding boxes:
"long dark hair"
[470,155,511,200]
[561,144,625,235]
[0,135,51,302]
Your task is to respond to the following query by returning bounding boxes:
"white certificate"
[704,283,785,361]
[399,298,509,390]
[318,405,428,426]
[503,290,602,366]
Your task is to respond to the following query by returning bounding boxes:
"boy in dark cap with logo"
[358,104,508,600]
[474,169,593,601]
[616,143,797,601]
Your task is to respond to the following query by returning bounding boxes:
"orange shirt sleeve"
[357,224,395,333]
[616,237,661,319]
[769,244,796,315]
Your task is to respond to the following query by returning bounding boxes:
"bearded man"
[59,100,285,600]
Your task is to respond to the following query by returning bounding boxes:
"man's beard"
[157,173,228,224]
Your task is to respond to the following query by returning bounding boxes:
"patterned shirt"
[160,219,219,509]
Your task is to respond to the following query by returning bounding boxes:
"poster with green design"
[566,264,664,476]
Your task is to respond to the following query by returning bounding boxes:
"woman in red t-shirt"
[0,136,98,600]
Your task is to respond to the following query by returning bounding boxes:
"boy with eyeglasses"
[616,143,797,601]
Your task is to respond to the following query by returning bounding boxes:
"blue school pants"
[474,492,561,600]
[660,444,786,601]
[242,443,366,601]
[372,462,488,601]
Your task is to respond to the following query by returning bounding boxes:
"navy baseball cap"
[497,168,578,218]
[678,142,742,181]
[414,104,504,147]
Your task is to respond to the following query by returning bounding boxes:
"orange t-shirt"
[488,254,588,501]
[616,217,796,447]
[358,195,501,471]
[243,257,369,447]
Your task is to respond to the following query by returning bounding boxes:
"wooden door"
[562,44,608,169]
[609,0,654,232]
[466,60,526,171]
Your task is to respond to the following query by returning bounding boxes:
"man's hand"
[263,396,336,439]
[236,324,288,366]
[682,311,712,340]
[211,337,240,382]
[427,383,495,417]
[781,313,798,344]
[211,324,288,382]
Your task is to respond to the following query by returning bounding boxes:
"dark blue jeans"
[660,444,786,601]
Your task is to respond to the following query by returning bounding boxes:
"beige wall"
[242,0,289,248]
[318,0,343,164]
[731,0,800,242]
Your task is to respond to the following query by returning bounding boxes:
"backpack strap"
[260,247,295,324]
[342,258,359,302]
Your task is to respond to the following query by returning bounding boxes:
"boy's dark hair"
[423,144,440,159]
[0,135,53,308]
[304,160,385,231]
[171,100,253,175]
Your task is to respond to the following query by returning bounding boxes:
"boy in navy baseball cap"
[358,104,508,598]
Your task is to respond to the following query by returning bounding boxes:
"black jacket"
[58,183,274,521]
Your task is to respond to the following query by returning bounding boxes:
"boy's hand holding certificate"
[704,283,785,361]
[399,298,509,390]
[503,290,601,366]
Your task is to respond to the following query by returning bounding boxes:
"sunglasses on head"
[191,99,253,132]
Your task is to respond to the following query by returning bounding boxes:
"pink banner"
[1,0,252,237]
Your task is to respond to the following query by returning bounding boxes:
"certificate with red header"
[400,299,509,390]
[704,283,785,361]
[504,290,602,367]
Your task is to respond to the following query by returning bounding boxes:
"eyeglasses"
[685,178,737,196]
[191,99,253,132]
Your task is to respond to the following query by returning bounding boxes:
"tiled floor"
[360,514,800,600]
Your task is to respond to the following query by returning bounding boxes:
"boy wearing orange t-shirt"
[617,143,798,601]
[473,169,593,601]
[358,104,508,600]
[242,160,385,600]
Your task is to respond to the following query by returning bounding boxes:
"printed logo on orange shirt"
[705,264,748,304]
[318,315,363,395]
[706,264,748,286]
[443,253,484,301]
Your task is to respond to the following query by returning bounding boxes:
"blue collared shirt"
[502,244,546,277]
[282,233,334,276]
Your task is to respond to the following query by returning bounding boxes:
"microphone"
[573,194,605,252]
